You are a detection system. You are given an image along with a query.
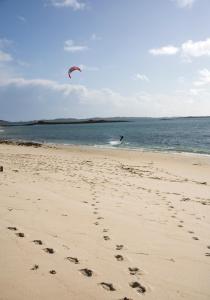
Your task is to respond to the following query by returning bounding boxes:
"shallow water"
[1,117,210,154]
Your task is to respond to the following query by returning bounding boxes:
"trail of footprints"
[85,186,147,298]
[7,224,145,298]
[7,188,147,300]
[6,158,210,299]
[7,215,210,298]
[163,196,204,242]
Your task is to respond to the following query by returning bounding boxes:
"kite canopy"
[68,66,82,79]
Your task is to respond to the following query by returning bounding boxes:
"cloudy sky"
[0,0,210,121]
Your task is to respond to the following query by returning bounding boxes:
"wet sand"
[0,143,210,300]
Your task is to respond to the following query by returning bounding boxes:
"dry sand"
[0,143,210,300]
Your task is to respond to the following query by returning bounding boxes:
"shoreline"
[1,138,210,159]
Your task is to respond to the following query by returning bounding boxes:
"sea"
[0,117,210,155]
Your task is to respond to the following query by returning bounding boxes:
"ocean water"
[0,117,210,155]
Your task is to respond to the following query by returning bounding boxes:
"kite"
[68,66,82,79]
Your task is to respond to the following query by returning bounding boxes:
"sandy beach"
[0,143,210,300]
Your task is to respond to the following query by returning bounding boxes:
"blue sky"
[0,0,210,120]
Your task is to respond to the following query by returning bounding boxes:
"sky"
[1,0,210,121]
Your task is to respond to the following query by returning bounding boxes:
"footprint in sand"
[188,231,194,234]
[7,226,17,231]
[31,264,39,270]
[192,237,199,240]
[103,229,109,233]
[103,235,110,241]
[100,282,116,291]
[207,246,210,249]
[66,257,79,264]
[205,253,210,257]
[128,267,140,275]
[62,244,70,250]
[115,255,124,261]
[44,248,55,254]
[129,281,146,294]
[16,232,25,238]
[119,298,133,300]
[94,222,99,225]
[33,240,43,245]
[49,270,56,274]
[80,268,93,277]
[116,245,124,250]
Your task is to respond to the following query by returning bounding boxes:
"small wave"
[109,140,122,146]
[0,129,4,133]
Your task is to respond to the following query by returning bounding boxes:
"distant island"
[0,117,130,127]
[160,116,210,120]
[0,116,209,127]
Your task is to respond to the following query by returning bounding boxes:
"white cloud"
[149,45,179,56]
[150,38,210,61]
[79,64,99,71]
[1,73,210,120]
[0,76,130,120]
[172,0,196,8]
[194,69,210,86]
[0,50,13,62]
[134,73,149,82]
[0,38,28,67]
[64,40,88,52]
[189,88,204,96]
[181,38,210,58]
[0,77,84,96]
[48,0,85,10]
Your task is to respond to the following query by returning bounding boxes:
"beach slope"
[0,144,210,300]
